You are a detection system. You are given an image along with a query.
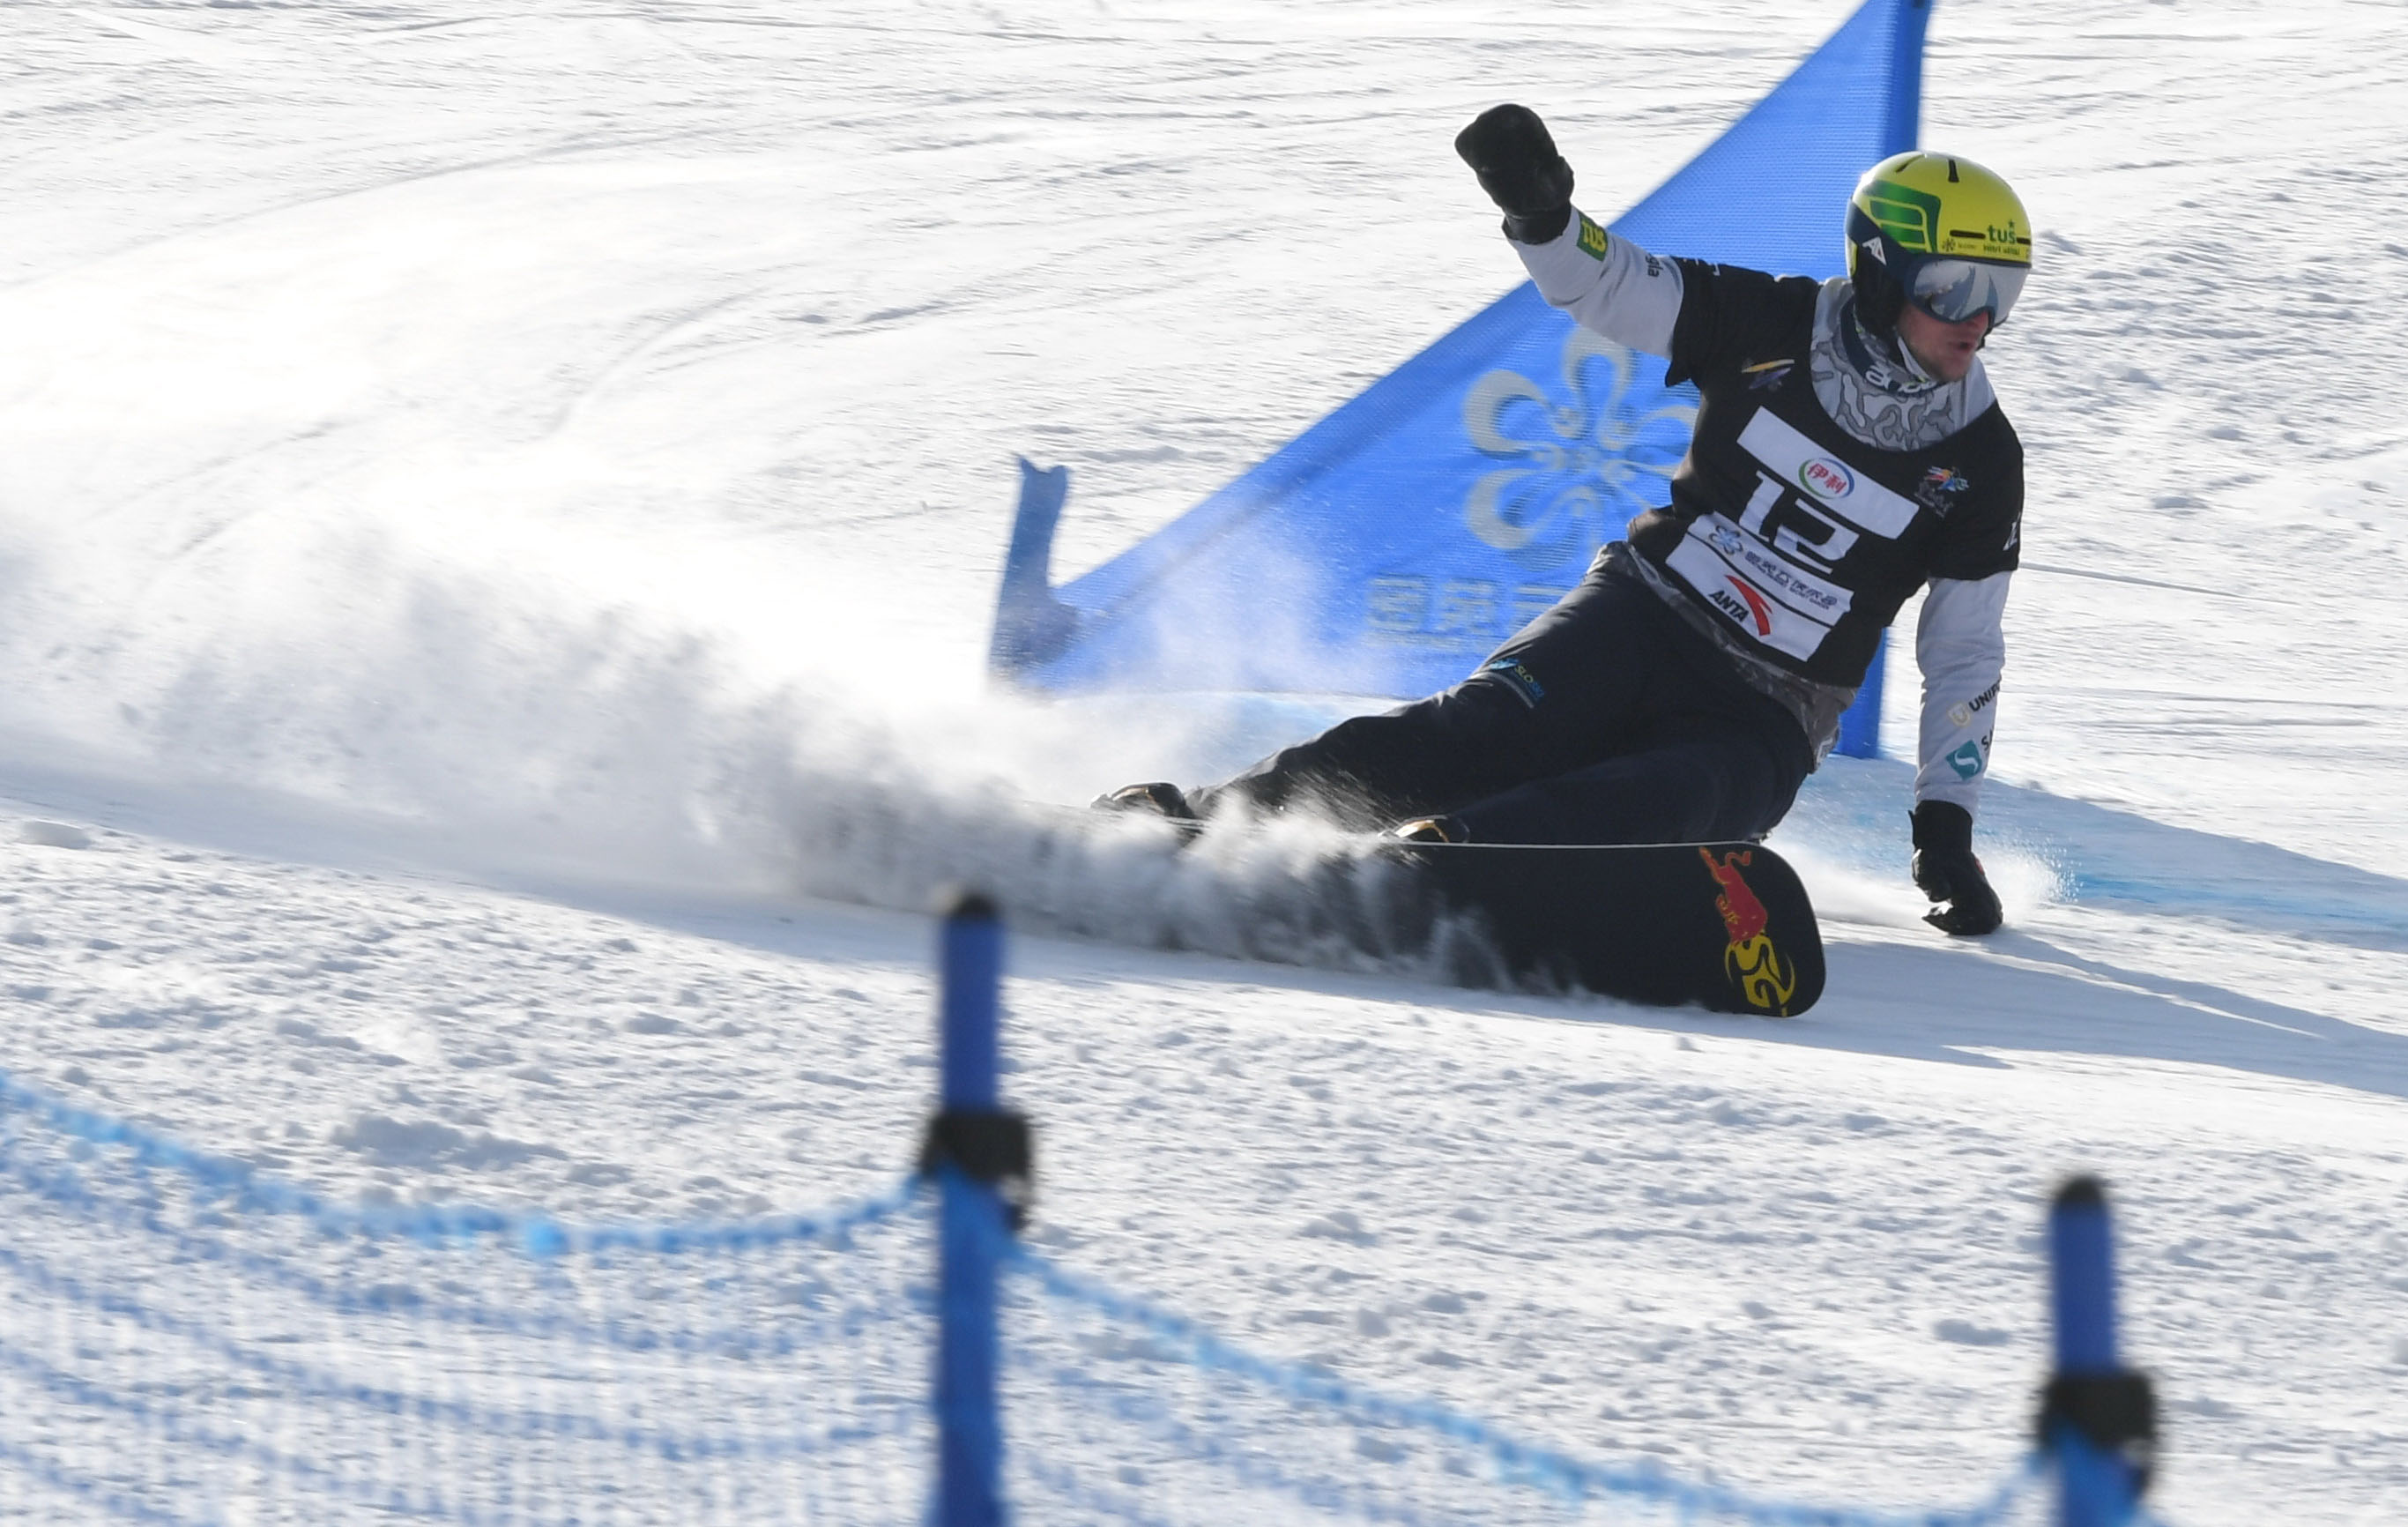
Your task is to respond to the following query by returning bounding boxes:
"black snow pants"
[1199,547,1817,845]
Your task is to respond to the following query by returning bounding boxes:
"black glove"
[1910,801,2003,936]
[1453,104,1574,245]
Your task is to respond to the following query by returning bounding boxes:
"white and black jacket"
[1512,210,2020,816]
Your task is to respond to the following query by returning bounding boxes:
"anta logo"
[1711,577,1775,637]
[1698,848,1798,1015]
[1797,458,1854,500]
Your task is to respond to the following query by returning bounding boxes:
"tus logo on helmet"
[1797,458,1854,501]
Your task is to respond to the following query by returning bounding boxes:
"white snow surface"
[4,0,2408,1522]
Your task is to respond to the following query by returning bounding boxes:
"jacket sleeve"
[1914,573,2010,815]
[1510,208,1683,359]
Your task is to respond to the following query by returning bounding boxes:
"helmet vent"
[1947,160,1960,182]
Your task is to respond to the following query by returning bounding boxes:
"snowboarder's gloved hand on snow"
[1454,104,1574,245]
[1910,801,2003,936]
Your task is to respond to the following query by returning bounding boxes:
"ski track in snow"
[3,1,2408,1523]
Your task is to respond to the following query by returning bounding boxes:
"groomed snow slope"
[2,1,2406,1522]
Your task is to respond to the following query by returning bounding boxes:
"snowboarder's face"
[1895,303,1990,383]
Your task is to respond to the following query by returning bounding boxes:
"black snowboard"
[1384,840,1825,1016]
[1074,812,1825,1015]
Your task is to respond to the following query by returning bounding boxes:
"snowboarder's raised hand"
[1909,801,2003,936]
[1454,104,1574,244]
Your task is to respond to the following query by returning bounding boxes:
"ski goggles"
[1907,258,2027,327]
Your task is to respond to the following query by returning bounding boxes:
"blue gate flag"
[989,0,1932,760]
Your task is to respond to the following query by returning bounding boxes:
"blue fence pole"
[2044,1177,2155,1527]
[986,458,1080,677]
[933,890,1011,1527]
[1833,632,1885,759]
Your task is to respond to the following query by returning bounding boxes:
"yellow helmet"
[1845,152,2033,334]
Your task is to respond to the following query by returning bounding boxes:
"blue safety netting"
[992,0,1932,759]
[0,1072,933,1525]
[2,1067,2129,1527]
[997,1237,2048,1526]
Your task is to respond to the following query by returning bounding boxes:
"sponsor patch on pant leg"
[1480,658,1547,710]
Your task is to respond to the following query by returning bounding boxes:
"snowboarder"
[1105,106,2030,936]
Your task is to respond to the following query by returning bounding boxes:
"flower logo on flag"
[1460,330,1696,571]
